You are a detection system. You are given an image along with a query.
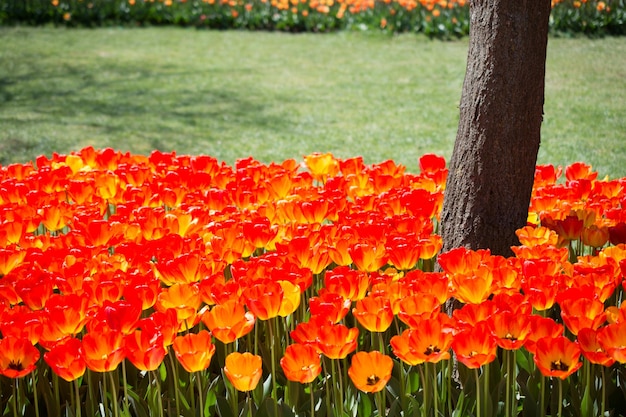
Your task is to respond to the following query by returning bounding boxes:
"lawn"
[1,27,625,177]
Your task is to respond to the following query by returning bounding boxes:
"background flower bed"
[1,148,626,416]
[1,0,625,37]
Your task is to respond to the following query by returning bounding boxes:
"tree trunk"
[440,0,552,257]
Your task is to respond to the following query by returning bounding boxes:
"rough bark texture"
[440,0,552,257]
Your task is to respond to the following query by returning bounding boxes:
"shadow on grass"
[0,56,297,164]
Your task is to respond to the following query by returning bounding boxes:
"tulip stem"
[196,372,204,417]
[310,382,315,417]
[122,361,130,413]
[539,376,546,417]
[168,350,182,417]
[150,371,163,417]
[431,363,439,417]
[474,368,481,417]
[420,365,429,417]
[506,350,516,417]
[108,372,120,417]
[323,358,331,416]
[398,361,407,412]
[557,378,563,417]
[331,359,345,417]
[268,318,277,401]
[74,379,82,417]
[32,370,40,417]
[601,365,607,417]
[12,379,18,417]
[376,391,385,417]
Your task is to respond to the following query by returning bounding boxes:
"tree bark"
[440,0,552,257]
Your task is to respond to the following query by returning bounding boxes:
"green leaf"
[388,397,403,417]
[216,396,235,417]
[357,393,372,417]
[580,384,593,417]
[159,362,167,383]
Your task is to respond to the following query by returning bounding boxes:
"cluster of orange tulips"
[0,147,625,416]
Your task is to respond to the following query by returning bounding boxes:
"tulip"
[44,338,86,382]
[533,336,582,379]
[348,351,393,393]
[224,352,263,392]
[280,344,322,384]
[0,336,40,378]
[201,300,255,344]
[172,330,216,373]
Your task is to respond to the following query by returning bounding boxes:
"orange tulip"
[0,307,43,346]
[524,315,564,355]
[487,310,531,351]
[0,246,26,278]
[44,293,91,336]
[44,338,87,382]
[124,327,167,372]
[451,322,498,369]
[243,280,283,321]
[280,344,322,384]
[521,274,561,311]
[385,235,421,270]
[349,241,389,273]
[304,152,339,182]
[290,316,331,350]
[172,330,216,373]
[224,352,263,392]
[155,283,202,329]
[391,313,454,365]
[0,336,40,378]
[278,280,301,317]
[452,300,497,331]
[597,322,626,363]
[348,351,393,393]
[560,297,606,335]
[577,328,615,367]
[201,300,256,344]
[323,266,369,301]
[397,293,441,328]
[565,162,598,181]
[154,252,211,285]
[316,323,359,360]
[400,270,449,305]
[516,225,559,246]
[390,328,426,366]
[533,336,582,379]
[82,328,125,373]
[353,295,394,333]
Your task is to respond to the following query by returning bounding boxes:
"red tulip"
[533,336,582,379]
[280,344,322,384]
[451,322,497,369]
[44,338,87,382]
[82,328,125,373]
[0,336,40,378]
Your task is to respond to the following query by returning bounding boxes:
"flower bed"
[0,148,625,416]
[1,0,625,37]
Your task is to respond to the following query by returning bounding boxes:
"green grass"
[1,27,625,177]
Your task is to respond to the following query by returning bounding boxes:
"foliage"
[1,0,625,37]
[1,148,626,416]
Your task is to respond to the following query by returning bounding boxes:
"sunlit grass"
[1,27,625,176]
